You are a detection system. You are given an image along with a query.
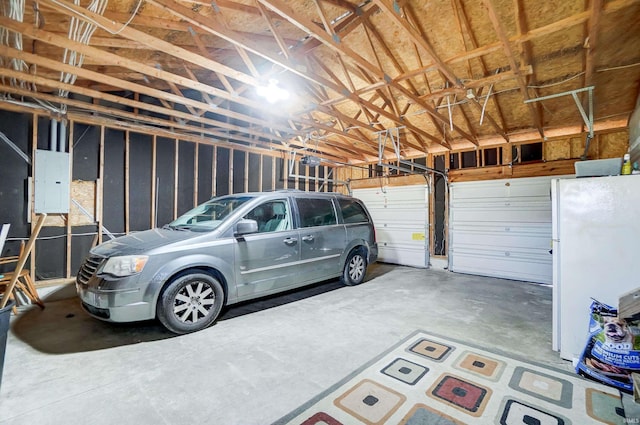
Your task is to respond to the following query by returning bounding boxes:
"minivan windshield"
[165,196,253,232]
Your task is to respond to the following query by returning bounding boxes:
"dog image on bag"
[602,317,634,350]
[576,300,640,393]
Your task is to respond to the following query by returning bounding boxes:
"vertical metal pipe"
[50,119,58,151]
[59,121,67,152]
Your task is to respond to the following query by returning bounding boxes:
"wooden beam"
[255,0,386,80]
[125,130,130,234]
[0,45,298,138]
[174,139,179,219]
[4,17,252,111]
[584,0,604,89]
[147,0,330,86]
[0,68,305,153]
[255,1,290,59]
[373,0,462,87]
[481,0,544,139]
[149,134,158,229]
[40,0,259,87]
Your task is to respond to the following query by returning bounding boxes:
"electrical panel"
[34,149,70,213]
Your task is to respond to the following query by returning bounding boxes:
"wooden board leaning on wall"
[43,180,96,227]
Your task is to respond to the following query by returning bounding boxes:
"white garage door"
[353,185,429,268]
[449,176,559,284]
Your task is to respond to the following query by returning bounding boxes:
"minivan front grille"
[77,255,105,285]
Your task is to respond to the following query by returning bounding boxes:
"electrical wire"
[526,72,585,89]
[6,232,126,242]
[596,61,640,72]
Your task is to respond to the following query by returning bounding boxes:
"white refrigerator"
[552,175,640,361]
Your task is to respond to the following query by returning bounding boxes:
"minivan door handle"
[283,237,298,246]
[301,235,314,242]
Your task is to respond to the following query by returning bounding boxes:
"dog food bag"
[575,299,640,392]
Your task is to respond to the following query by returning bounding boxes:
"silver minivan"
[76,191,378,333]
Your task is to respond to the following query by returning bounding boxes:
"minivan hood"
[92,228,203,257]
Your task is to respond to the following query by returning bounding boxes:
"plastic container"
[622,153,632,175]
[0,300,14,391]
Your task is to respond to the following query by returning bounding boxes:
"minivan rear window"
[296,198,337,227]
[338,199,369,224]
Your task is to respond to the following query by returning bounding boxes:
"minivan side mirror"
[235,219,259,238]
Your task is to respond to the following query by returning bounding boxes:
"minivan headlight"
[101,255,148,277]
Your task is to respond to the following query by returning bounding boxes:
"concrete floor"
[0,264,623,424]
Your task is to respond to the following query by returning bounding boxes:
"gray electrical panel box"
[34,149,70,213]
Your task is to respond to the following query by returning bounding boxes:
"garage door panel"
[453,180,552,199]
[369,209,427,223]
[450,252,552,283]
[376,227,427,247]
[452,230,551,250]
[353,185,428,268]
[449,176,561,284]
[451,208,551,223]
[378,246,427,268]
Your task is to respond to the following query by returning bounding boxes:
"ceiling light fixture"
[256,79,290,104]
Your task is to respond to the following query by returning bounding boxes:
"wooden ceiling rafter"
[1,14,337,143]
[0,70,322,157]
[480,0,544,139]
[386,4,454,146]
[38,0,260,86]
[452,0,508,135]
[146,0,329,87]
[312,0,338,41]
[256,0,387,81]
[309,55,378,131]
[373,0,462,88]
[1,0,638,160]
[185,34,237,95]
[389,0,633,91]
[583,0,603,92]
[287,1,379,60]
[513,0,542,140]
[260,0,456,150]
[254,0,290,60]
[0,44,305,142]
[209,7,263,79]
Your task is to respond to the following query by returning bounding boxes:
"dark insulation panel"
[103,129,125,234]
[461,151,477,168]
[71,225,98,275]
[261,156,273,191]
[177,141,195,215]
[275,158,284,190]
[216,147,229,196]
[37,116,50,150]
[232,150,246,193]
[197,145,213,204]
[155,137,175,227]
[129,133,153,231]
[72,123,100,180]
[248,153,260,192]
[36,226,66,279]
[0,110,31,243]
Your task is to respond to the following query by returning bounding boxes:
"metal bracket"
[287,151,351,194]
[524,86,594,138]
[376,127,448,180]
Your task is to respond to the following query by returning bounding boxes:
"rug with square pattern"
[273,330,627,425]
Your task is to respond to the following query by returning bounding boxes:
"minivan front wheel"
[341,248,367,286]
[157,273,224,334]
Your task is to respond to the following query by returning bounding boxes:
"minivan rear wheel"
[157,273,224,334]
[341,248,367,286]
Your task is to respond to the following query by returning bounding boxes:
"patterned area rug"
[274,330,627,425]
